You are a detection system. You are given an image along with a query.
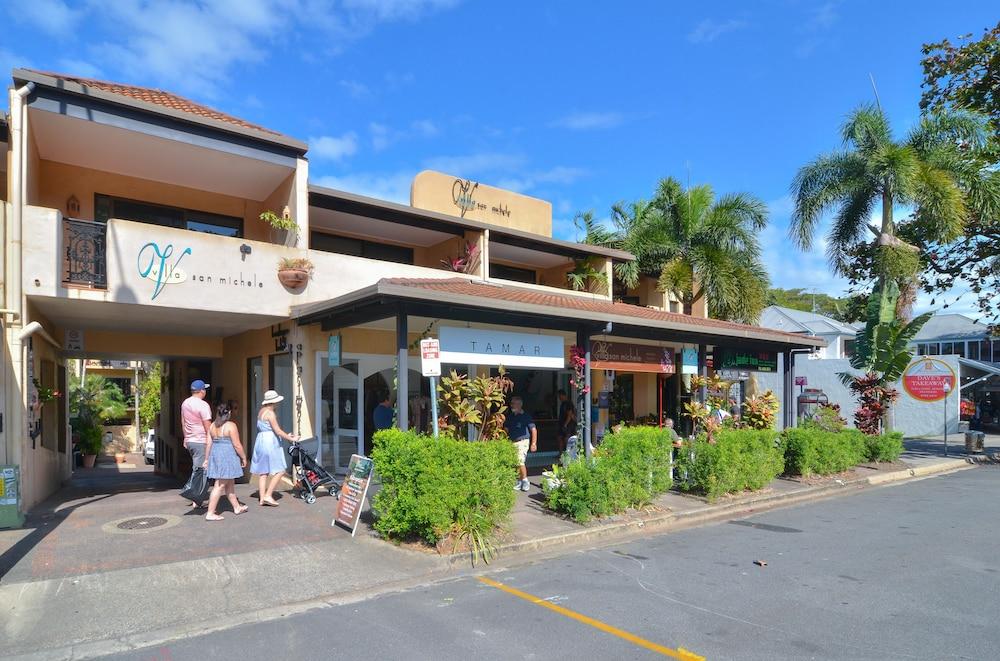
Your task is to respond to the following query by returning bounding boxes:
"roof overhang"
[308,184,634,263]
[294,279,826,352]
[13,68,307,154]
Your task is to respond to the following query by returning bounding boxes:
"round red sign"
[902,358,956,402]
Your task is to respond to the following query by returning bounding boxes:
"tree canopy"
[577,177,771,324]
[918,23,1000,325]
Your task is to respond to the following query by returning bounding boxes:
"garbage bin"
[965,431,985,453]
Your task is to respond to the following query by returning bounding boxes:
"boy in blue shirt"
[504,396,536,492]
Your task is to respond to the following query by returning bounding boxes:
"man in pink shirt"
[181,379,213,507]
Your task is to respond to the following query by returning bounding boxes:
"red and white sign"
[420,338,441,377]
[794,376,807,386]
[902,358,956,402]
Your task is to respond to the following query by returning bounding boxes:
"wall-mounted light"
[66,195,80,217]
[240,243,252,261]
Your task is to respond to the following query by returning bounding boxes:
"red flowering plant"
[847,373,899,435]
[568,345,589,441]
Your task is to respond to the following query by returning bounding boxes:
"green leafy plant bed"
[543,426,674,523]
[863,431,904,463]
[370,429,517,565]
[675,429,784,502]
[782,428,866,477]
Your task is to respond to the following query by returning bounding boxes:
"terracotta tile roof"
[379,278,824,346]
[26,69,283,137]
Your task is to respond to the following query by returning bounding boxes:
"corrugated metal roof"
[913,314,991,341]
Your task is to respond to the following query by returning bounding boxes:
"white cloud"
[423,152,526,177]
[688,17,748,44]
[795,2,840,58]
[341,0,459,21]
[313,172,414,204]
[339,79,371,98]
[368,119,438,151]
[56,58,103,79]
[550,111,625,131]
[411,119,438,136]
[0,49,32,77]
[63,0,455,99]
[309,132,359,160]
[370,122,391,151]
[12,0,84,36]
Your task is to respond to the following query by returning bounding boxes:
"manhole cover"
[102,514,182,535]
[117,516,168,530]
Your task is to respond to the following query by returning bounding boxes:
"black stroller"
[288,439,340,504]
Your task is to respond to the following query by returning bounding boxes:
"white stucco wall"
[793,356,961,437]
[23,211,468,317]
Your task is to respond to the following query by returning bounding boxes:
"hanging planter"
[277,257,314,290]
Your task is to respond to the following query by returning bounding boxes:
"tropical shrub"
[863,431,904,463]
[782,428,866,476]
[436,368,513,441]
[543,426,673,522]
[675,428,784,501]
[741,391,780,430]
[70,374,127,456]
[370,429,517,563]
[804,403,847,433]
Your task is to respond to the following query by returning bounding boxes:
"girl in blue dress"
[250,390,299,507]
[203,403,249,521]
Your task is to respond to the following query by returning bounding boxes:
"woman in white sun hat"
[249,390,298,507]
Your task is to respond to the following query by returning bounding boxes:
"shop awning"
[294,278,826,352]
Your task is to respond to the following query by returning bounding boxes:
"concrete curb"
[448,457,978,566]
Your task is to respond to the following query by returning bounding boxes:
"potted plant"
[277,256,314,289]
[69,374,127,468]
[260,207,298,245]
[72,418,104,468]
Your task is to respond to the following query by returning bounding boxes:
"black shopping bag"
[180,467,209,504]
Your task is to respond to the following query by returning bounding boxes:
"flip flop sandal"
[205,514,225,521]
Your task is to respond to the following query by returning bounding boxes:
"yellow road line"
[476,576,704,660]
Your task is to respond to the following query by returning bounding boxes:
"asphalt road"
[105,468,999,661]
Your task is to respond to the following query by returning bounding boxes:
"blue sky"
[2,1,995,314]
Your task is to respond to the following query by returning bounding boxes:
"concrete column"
[396,311,408,431]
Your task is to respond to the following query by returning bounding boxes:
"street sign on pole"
[420,338,441,377]
[420,339,441,437]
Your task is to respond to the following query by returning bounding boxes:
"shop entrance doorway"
[495,367,572,466]
[318,361,359,473]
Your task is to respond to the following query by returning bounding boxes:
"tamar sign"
[902,358,956,403]
[333,454,374,537]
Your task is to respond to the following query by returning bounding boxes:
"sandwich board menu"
[333,454,374,537]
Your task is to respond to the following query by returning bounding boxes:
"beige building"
[1,69,820,522]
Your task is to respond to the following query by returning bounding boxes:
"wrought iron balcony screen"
[63,218,108,289]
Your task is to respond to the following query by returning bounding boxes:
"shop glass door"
[319,361,359,473]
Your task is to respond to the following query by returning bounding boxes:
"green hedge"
[782,428,905,476]
[370,429,518,544]
[544,426,673,522]
[864,430,904,463]
[676,429,784,501]
[782,428,866,476]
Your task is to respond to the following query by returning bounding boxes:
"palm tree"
[577,179,771,323]
[789,105,995,317]
[70,374,127,425]
[650,178,770,322]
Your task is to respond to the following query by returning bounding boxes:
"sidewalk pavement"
[1,440,994,660]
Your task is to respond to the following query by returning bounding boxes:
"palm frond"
[841,104,892,153]
[789,152,866,249]
[911,162,967,243]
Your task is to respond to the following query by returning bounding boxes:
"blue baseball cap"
[190,379,210,391]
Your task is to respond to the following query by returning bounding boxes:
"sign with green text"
[715,349,778,373]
